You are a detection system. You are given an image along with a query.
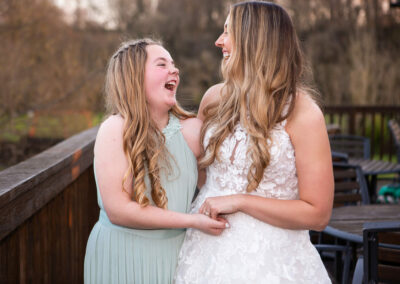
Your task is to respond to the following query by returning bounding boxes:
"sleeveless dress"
[174,119,331,284]
[84,114,197,284]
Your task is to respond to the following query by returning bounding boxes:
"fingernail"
[225,223,230,228]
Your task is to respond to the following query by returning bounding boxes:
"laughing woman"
[84,39,227,284]
[175,2,333,283]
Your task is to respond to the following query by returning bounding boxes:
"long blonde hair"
[105,38,194,208]
[200,2,305,192]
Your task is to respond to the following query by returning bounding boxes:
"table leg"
[366,174,377,203]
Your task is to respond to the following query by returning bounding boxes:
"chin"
[166,100,177,109]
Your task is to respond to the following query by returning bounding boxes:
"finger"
[212,219,227,229]
[198,203,204,214]
[215,228,225,235]
[200,204,210,216]
[216,216,227,222]
[215,217,230,228]
[210,228,224,236]
[210,209,218,220]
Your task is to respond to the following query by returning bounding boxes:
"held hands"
[192,214,229,236]
[199,195,241,220]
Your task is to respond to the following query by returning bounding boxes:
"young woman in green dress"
[84,38,227,284]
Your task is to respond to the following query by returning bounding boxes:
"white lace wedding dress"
[174,119,331,284]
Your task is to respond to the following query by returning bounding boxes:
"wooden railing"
[0,127,99,283]
[324,106,400,161]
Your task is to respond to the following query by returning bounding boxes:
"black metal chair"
[313,163,370,283]
[388,119,400,164]
[332,151,349,163]
[352,221,400,284]
[329,134,371,159]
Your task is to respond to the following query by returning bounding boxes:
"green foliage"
[0,112,104,142]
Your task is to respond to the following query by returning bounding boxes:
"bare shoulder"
[286,92,325,134]
[202,83,224,104]
[181,117,203,130]
[180,117,203,158]
[198,83,224,121]
[94,115,125,157]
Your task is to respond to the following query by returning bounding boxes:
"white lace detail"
[174,121,331,284]
[202,121,298,199]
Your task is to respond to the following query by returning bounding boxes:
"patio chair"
[313,163,370,283]
[388,119,400,164]
[352,221,400,284]
[332,162,370,207]
[332,151,349,163]
[329,134,371,159]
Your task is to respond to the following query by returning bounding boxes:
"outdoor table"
[322,204,400,282]
[348,158,400,201]
[325,204,400,244]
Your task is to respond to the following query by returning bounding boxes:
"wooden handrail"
[0,126,98,241]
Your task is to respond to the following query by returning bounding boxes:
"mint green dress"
[84,114,197,284]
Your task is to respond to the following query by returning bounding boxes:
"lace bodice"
[204,120,298,200]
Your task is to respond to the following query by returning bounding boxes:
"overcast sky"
[53,0,114,26]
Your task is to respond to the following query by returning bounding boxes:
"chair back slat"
[334,194,362,207]
[335,181,360,192]
[379,247,400,264]
[333,163,369,206]
[379,232,400,246]
[378,264,400,283]
[329,134,371,159]
[334,168,357,179]
[363,221,400,283]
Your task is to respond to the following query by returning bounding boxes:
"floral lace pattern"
[174,120,331,284]
[163,113,182,141]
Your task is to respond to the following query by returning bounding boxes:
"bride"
[175,1,333,283]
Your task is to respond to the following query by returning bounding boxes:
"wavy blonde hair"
[105,38,194,208]
[200,2,306,192]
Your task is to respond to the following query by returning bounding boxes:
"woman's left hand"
[199,195,242,220]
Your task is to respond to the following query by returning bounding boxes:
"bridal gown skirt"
[175,211,331,284]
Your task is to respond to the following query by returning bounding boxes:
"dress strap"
[162,113,182,140]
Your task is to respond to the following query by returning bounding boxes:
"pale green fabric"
[84,114,197,284]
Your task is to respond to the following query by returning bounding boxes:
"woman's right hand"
[192,214,229,236]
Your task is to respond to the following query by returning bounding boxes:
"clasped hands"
[199,194,241,222]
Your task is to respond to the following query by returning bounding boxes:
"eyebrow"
[154,57,175,65]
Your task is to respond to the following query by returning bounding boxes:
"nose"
[215,34,224,48]
[170,65,179,75]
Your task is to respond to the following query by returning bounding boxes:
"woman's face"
[144,45,179,112]
[215,15,233,60]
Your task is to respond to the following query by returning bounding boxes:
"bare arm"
[199,94,334,231]
[180,117,205,189]
[196,83,224,187]
[95,115,227,234]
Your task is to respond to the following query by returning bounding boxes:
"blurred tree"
[0,0,117,126]
[0,0,399,129]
